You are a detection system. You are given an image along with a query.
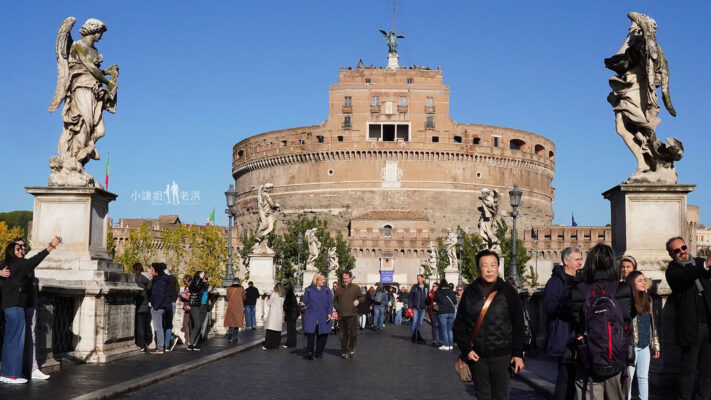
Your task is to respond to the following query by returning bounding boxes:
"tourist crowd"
[2,235,711,400]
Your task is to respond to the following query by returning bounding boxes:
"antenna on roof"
[393,0,396,32]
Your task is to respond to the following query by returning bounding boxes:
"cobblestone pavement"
[118,323,543,400]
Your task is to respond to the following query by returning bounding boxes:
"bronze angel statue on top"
[48,17,118,188]
[605,12,682,184]
[379,29,404,55]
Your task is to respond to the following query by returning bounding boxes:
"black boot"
[411,332,417,343]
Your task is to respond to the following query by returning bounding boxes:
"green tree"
[237,230,256,281]
[162,225,227,287]
[495,218,531,282]
[457,227,484,284]
[0,221,26,256]
[115,222,156,273]
[106,227,116,260]
[271,216,355,285]
[0,211,33,232]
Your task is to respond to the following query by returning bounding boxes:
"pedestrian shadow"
[389,334,413,342]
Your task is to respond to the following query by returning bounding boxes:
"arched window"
[509,139,526,151]
[534,144,545,156]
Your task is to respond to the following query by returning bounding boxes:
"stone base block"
[603,183,695,294]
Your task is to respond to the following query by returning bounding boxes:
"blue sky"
[1,1,709,227]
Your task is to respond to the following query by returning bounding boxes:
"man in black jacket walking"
[665,236,711,400]
[244,282,259,330]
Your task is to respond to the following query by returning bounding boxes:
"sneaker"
[251,327,257,330]
[186,345,193,351]
[169,337,179,351]
[282,345,288,349]
[150,349,164,355]
[0,376,28,384]
[193,346,202,351]
[139,347,146,353]
[262,346,268,350]
[349,351,356,358]
[341,353,349,359]
[439,345,448,350]
[448,346,454,350]
[31,370,50,380]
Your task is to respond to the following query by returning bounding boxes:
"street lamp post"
[457,232,464,286]
[296,232,303,292]
[223,184,237,288]
[508,184,523,288]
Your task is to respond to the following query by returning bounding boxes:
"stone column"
[602,183,695,292]
[248,253,275,327]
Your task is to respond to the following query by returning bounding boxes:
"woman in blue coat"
[299,272,333,360]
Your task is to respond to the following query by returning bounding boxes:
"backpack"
[575,281,628,379]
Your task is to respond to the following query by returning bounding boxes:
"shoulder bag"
[455,290,498,382]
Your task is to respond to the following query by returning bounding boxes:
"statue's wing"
[379,29,388,37]
[49,17,76,113]
[397,35,405,39]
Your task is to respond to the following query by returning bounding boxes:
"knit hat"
[620,255,638,269]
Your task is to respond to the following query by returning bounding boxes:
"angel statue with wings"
[379,29,405,54]
[605,12,683,184]
[48,17,119,188]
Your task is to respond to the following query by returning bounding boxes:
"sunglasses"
[14,243,26,249]
[673,245,688,254]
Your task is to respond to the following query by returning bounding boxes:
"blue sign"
[380,271,394,283]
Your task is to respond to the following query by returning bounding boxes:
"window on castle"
[454,136,462,144]
[367,122,410,142]
[426,97,434,107]
[399,96,407,106]
[407,78,413,84]
[371,96,380,106]
[473,137,481,145]
[344,96,352,107]
[317,135,324,143]
[384,225,393,237]
[365,78,371,84]
[493,136,500,147]
[432,136,439,143]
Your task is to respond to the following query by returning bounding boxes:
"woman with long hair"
[434,278,457,350]
[563,243,634,400]
[1,236,60,384]
[262,282,285,349]
[187,270,208,351]
[626,270,660,400]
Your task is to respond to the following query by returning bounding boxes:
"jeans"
[164,303,175,346]
[305,323,328,357]
[190,305,207,346]
[245,305,256,328]
[23,307,39,374]
[438,313,455,346]
[1,307,26,378]
[394,310,402,325]
[430,313,441,344]
[411,308,425,337]
[554,357,577,400]
[373,308,386,329]
[151,309,166,350]
[629,346,650,400]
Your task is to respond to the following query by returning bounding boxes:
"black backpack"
[575,282,628,379]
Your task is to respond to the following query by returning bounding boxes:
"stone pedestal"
[444,266,459,286]
[387,53,399,69]
[602,183,695,293]
[302,266,318,292]
[25,186,141,366]
[248,253,276,326]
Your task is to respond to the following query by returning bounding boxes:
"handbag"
[454,290,498,382]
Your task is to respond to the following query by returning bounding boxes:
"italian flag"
[105,152,109,189]
[206,209,215,226]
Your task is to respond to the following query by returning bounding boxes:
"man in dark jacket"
[149,263,172,354]
[408,274,428,344]
[333,272,364,358]
[665,236,711,400]
[543,247,582,400]
[244,282,259,330]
